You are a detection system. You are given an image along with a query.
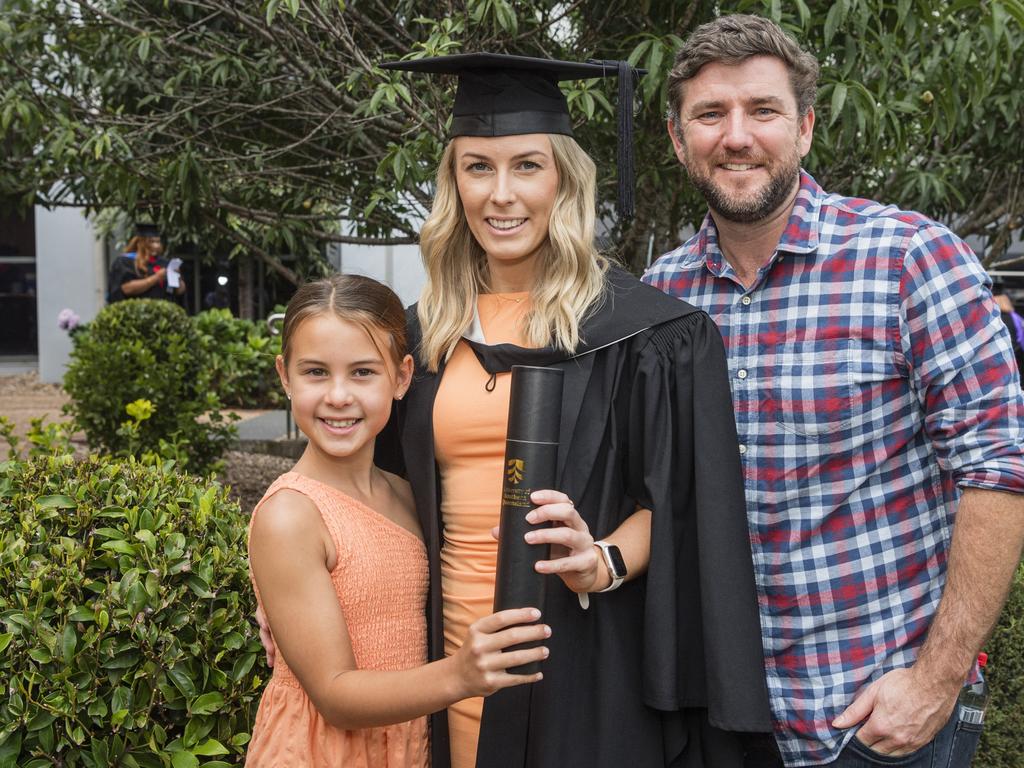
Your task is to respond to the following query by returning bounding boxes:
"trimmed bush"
[63,300,235,474]
[975,560,1024,768]
[0,454,264,767]
[193,309,282,410]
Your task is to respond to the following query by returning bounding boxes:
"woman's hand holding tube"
[491,490,653,595]
[525,489,603,594]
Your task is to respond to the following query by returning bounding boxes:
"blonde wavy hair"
[417,133,608,371]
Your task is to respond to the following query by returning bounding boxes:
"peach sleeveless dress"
[433,294,530,768]
[246,471,430,768]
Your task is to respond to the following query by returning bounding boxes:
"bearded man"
[645,14,1024,768]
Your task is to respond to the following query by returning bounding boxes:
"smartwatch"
[593,540,627,593]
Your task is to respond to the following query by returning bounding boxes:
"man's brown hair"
[667,14,819,129]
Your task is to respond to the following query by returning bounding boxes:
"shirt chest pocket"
[767,338,900,440]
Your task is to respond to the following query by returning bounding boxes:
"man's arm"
[834,487,1024,754]
[835,224,1024,755]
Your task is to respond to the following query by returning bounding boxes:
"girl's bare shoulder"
[251,488,322,543]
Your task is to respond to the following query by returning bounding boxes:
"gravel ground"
[1,372,295,514]
[220,450,294,515]
[0,372,75,450]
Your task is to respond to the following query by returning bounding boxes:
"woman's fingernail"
[543,625,552,637]
[524,532,535,542]
[525,512,537,522]
[542,646,550,657]
[530,609,541,619]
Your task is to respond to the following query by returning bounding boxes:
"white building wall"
[327,241,426,307]
[35,206,106,383]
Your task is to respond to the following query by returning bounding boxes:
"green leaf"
[168,666,197,697]
[627,38,652,68]
[170,751,199,768]
[824,2,845,46]
[193,739,229,756]
[231,652,257,682]
[645,44,664,101]
[0,733,23,766]
[36,494,75,509]
[102,540,139,556]
[793,0,810,26]
[67,606,95,622]
[265,0,281,24]
[61,624,77,661]
[189,692,224,716]
[26,711,56,731]
[0,633,12,653]
[88,698,108,717]
[829,83,848,126]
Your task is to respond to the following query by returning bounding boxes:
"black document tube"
[493,365,563,674]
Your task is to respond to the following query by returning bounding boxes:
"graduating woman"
[107,223,187,305]
[374,54,772,768]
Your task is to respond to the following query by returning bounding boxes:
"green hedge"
[0,455,264,767]
[193,309,282,410]
[63,300,236,474]
[975,560,1024,767]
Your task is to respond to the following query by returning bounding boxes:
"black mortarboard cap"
[380,53,643,220]
[135,222,160,238]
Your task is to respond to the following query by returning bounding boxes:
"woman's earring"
[286,392,292,401]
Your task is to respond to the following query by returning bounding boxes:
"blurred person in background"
[108,223,186,305]
[992,277,1024,375]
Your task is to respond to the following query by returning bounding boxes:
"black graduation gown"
[377,268,771,768]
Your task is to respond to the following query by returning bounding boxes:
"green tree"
[1,0,1023,277]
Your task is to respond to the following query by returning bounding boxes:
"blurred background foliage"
[1,0,1023,276]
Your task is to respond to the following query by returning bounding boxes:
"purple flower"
[57,308,80,331]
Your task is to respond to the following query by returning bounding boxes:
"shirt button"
[738,444,747,455]
[737,369,748,379]
[741,295,752,305]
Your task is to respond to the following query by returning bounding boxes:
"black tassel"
[589,58,641,222]
[617,60,636,222]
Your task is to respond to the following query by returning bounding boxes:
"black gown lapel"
[398,358,451,768]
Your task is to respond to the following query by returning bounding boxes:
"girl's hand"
[526,490,603,594]
[255,604,276,668]
[452,608,549,698]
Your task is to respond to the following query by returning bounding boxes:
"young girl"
[246,274,548,767]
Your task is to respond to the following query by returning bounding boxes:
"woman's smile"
[485,216,528,233]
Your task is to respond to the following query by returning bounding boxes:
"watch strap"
[594,540,625,593]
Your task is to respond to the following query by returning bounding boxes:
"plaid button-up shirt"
[644,172,1024,766]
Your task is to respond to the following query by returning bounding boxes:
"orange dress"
[246,471,430,768]
[433,294,530,768]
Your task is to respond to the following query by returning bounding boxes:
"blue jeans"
[830,702,983,767]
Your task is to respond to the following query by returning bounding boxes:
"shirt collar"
[693,169,823,275]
